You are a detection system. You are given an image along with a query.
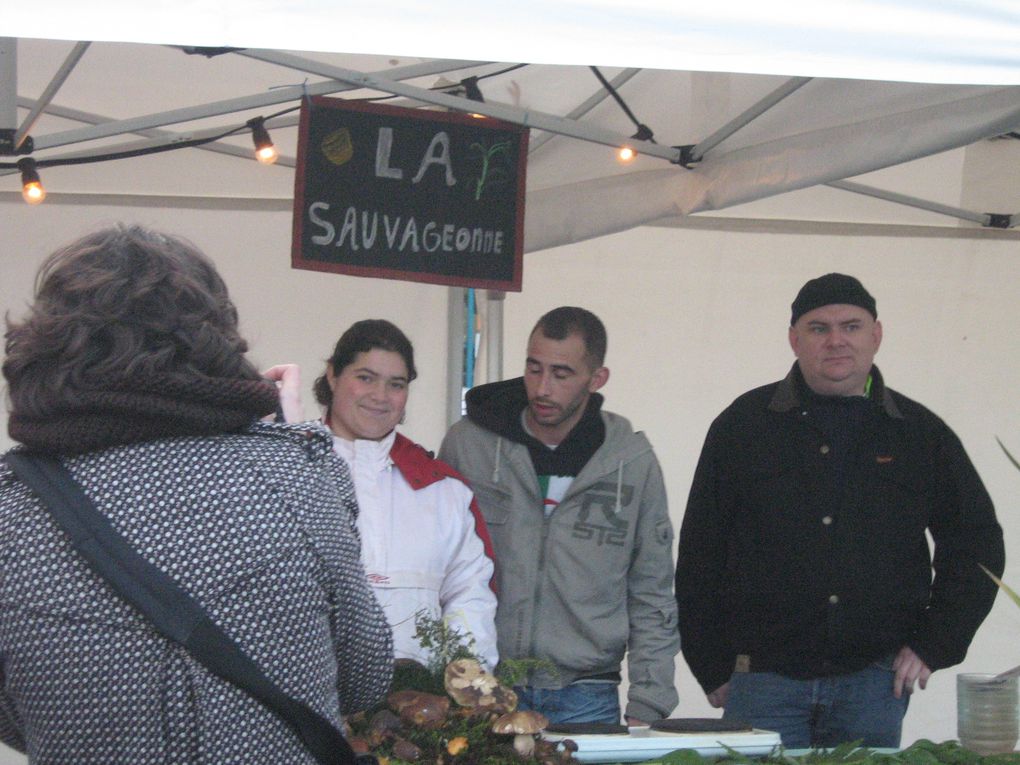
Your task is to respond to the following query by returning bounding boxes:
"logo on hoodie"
[572,482,633,547]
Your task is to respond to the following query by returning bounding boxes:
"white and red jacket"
[332,429,498,670]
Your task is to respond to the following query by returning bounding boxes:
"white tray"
[542,727,782,762]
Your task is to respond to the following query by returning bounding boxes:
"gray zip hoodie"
[438,378,679,722]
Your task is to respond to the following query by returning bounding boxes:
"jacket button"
[828,594,839,604]
[820,444,830,455]
[822,516,833,526]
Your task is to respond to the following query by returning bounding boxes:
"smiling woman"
[311,320,499,673]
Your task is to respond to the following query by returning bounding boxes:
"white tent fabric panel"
[6,1,1020,85]
[525,84,1020,251]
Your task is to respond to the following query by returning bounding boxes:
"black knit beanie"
[791,273,877,326]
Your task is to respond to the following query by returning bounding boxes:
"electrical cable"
[590,66,655,143]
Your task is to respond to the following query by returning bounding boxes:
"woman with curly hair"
[0,224,393,764]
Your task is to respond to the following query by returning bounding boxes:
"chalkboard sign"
[292,96,528,291]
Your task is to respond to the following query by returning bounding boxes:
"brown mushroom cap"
[444,658,518,713]
[491,710,549,735]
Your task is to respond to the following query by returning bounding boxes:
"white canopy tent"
[3,5,1020,760]
[5,10,1020,395]
[4,2,1020,246]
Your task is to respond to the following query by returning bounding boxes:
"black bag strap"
[5,450,360,765]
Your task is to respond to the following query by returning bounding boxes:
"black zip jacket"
[675,364,1005,695]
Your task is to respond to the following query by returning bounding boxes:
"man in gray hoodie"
[439,306,679,726]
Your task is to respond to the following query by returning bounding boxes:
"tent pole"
[485,290,505,385]
[15,41,89,151]
[0,38,15,134]
[827,179,994,227]
[447,287,467,428]
[688,76,812,162]
[529,68,642,155]
[244,50,682,163]
[29,57,482,152]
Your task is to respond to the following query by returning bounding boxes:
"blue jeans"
[515,682,621,724]
[722,658,909,749]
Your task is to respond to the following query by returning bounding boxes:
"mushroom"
[392,692,450,730]
[491,710,549,756]
[347,736,370,755]
[392,737,422,761]
[446,736,469,756]
[444,658,518,715]
[365,709,402,747]
[557,738,579,764]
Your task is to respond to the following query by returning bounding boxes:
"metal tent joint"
[0,128,33,155]
[675,144,698,168]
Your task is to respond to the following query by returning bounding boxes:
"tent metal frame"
[3,38,1016,230]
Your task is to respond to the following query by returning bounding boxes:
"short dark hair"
[531,306,607,368]
[313,319,418,408]
[4,224,261,419]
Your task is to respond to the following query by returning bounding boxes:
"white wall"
[496,224,1020,749]
[2,202,1019,760]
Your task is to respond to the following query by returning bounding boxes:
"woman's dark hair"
[4,224,262,418]
[313,319,417,408]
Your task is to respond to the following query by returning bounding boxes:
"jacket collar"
[390,432,467,490]
[768,363,903,419]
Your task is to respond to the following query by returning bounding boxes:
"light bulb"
[617,146,637,163]
[22,180,46,204]
[255,143,278,165]
[18,158,46,204]
[248,118,278,165]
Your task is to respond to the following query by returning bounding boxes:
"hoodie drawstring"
[492,437,502,483]
[614,460,624,514]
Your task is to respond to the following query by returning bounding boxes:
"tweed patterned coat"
[0,421,394,764]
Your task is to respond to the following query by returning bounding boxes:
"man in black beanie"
[675,273,1004,748]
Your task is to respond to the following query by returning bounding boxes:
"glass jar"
[957,673,1019,755]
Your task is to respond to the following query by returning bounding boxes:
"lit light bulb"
[22,179,46,204]
[255,143,278,165]
[18,158,46,205]
[248,118,278,165]
[617,146,637,163]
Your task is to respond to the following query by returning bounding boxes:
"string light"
[617,146,637,163]
[461,76,486,119]
[18,158,46,205]
[247,117,278,165]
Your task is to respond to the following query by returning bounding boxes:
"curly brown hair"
[4,224,262,419]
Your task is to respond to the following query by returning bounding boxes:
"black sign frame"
[292,96,528,291]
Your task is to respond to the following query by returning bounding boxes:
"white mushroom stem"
[514,734,536,756]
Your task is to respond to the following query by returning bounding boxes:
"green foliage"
[980,564,1020,611]
[995,437,1020,474]
[390,657,446,696]
[634,740,1017,765]
[413,609,482,680]
[494,656,559,688]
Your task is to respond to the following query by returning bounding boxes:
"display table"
[542,727,782,763]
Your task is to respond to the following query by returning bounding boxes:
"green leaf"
[979,563,1020,610]
[995,436,1020,474]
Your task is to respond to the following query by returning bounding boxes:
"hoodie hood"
[464,377,606,478]
[465,377,605,440]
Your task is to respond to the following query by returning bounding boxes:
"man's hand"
[707,682,730,709]
[261,364,303,424]
[625,716,648,727]
[892,645,932,698]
